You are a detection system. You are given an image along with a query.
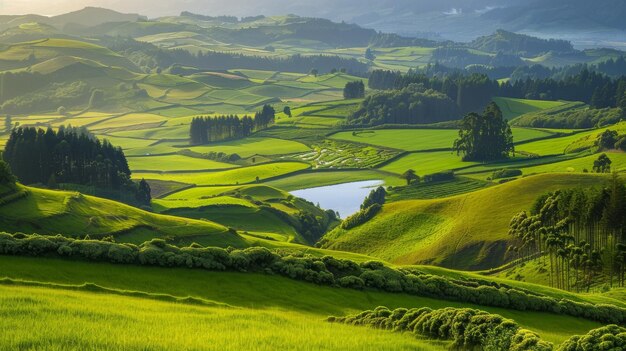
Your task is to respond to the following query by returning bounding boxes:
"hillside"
[0,185,239,246]
[321,173,610,270]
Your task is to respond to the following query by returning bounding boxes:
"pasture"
[133,162,310,185]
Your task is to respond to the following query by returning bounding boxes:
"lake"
[290,180,384,218]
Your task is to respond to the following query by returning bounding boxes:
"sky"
[0,0,343,18]
[0,0,203,17]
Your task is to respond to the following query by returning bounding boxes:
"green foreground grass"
[0,284,441,351]
[0,255,605,346]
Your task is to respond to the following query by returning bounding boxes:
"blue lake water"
[290,180,384,218]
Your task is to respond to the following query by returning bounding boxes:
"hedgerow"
[557,325,626,351]
[1,233,626,325]
[328,306,553,351]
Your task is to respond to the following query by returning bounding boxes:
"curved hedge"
[557,325,626,351]
[328,306,553,351]
[1,233,626,325]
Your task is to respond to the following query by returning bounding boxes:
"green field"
[493,97,569,120]
[134,162,310,185]
[127,155,237,172]
[331,127,552,151]
[381,151,478,176]
[187,137,311,158]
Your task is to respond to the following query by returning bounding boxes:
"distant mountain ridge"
[0,7,145,32]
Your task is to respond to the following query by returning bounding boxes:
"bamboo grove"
[189,104,275,145]
[509,174,626,292]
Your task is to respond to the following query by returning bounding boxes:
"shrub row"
[341,204,381,229]
[557,325,626,351]
[492,168,523,179]
[328,306,553,351]
[423,170,455,183]
[1,233,626,325]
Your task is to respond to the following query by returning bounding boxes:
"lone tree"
[283,106,292,117]
[593,153,612,173]
[453,102,514,162]
[365,47,376,61]
[401,169,420,185]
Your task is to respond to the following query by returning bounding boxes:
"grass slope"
[322,173,609,270]
[0,255,605,345]
[0,185,238,245]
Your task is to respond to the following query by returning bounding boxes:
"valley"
[0,4,625,351]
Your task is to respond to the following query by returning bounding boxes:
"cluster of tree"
[346,84,459,127]
[422,170,456,183]
[2,126,151,205]
[368,70,499,114]
[453,103,514,162]
[179,150,241,163]
[512,106,622,129]
[189,105,275,145]
[557,325,626,351]
[595,130,626,152]
[329,306,552,351]
[343,81,365,99]
[341,187,386,229]
[2,233,626,325]
[103,37,368,75]
[368,69,626,116]
[509,175,626,292]
[492,169,523,180]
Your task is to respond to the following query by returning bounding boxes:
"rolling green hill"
[0,185,239,245]
[321,173,610,270]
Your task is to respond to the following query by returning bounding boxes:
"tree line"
[509,174,626,292]
[367,69,626,114]
[189,105,275,145]
[2,126,151,205]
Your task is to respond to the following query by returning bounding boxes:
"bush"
[557,325,626,351]
[492,169,523,179]
[330,306,553,351]
[423,170,455,183]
